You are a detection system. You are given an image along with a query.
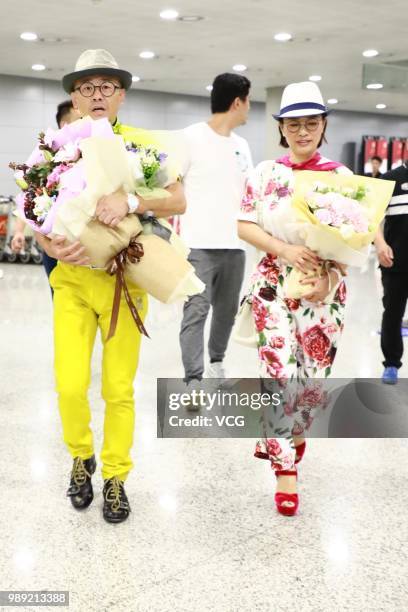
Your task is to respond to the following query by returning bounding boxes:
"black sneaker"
[66,455,96,510]
[102,477,131,524]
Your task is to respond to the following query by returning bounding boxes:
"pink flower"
[265,311,280,329]
[266,438,283,457]
[284,298,301,312]
[257,255,280,285]
[45,163,70,188]
[241,180,258,212]
[57,159,86,192]
[259,346,285,379]
[283,403,294,417]
[302,325,331,364]
[269,335,285,349]
[252,296,269,332]
[264,179,277,195]
[297,385,326,409]
[315,208,332,225]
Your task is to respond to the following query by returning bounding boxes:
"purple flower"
[277,186,291,198]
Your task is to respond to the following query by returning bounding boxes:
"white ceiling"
[1,0,408,116]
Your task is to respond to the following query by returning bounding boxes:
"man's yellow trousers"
[50,263,147,481]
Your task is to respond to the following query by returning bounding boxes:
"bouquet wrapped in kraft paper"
[10,117,204,337]
[283,171,395,300]
[54,134,202,304]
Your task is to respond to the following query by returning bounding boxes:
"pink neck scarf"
[276,151,343,171]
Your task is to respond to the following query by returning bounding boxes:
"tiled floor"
[0,260,407,612]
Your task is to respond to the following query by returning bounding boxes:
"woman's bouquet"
[283,171,395,300]
[10,117,204,337]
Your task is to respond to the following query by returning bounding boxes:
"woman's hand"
[301,269,338,303]
[279,243,321,273]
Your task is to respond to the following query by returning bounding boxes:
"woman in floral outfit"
[237,82,351,516]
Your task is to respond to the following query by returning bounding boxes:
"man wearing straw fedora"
[36,49,186,523]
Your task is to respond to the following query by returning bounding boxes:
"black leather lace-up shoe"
[66,455,96,510]
[102,476,131,524]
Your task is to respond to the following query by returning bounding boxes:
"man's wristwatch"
[127,193,140,214]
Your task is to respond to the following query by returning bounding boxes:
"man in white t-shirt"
[179,73,253,389]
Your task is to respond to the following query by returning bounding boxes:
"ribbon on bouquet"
[106,236,150,341]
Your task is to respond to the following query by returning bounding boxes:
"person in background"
[179,73,253,393]
[374,155,408,384]
[365,155,383,178]
[11,100,78,278]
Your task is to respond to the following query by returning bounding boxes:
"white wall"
[1,74,408,197]
[0,74,266,196]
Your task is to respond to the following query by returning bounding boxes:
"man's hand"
[11,231,25,253]
[96,189,129,227]
[376,240,394,268]
[43,235,90,265]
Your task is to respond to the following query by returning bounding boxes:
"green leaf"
[310,311,315,319]
[331,303,339,312]
[303,308,310,317]
[258,332,267,346]
[288,355,297,364]
[278,275,284,286]
[325,367,331,378]
[336,317,341,327]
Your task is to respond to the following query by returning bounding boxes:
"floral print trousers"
[250,254,346,472]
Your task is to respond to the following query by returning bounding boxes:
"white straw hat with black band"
[62,49,132,93]
[273,81,331,119]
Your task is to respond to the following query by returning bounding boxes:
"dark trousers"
[180,249,245,382]
[42,252,58,278]
[380,267,408,368]
[42,252,57,297]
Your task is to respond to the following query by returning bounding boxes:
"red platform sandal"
[294,440,306,464]
[274,469,299,516]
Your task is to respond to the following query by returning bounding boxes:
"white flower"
[313,181,329,193]
[339,224,354,239]
[33,191,53,221]
[341,186,355,198]
[127,151,144,180]
[54,140,80,163]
